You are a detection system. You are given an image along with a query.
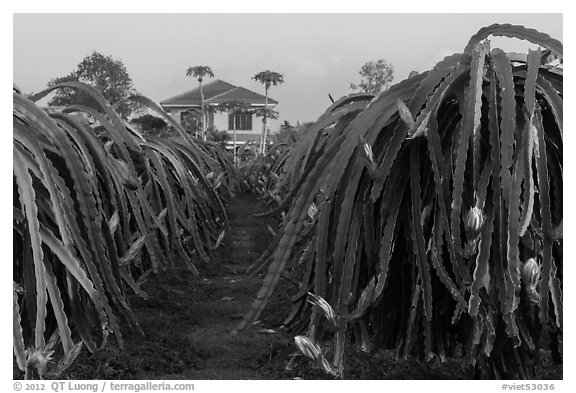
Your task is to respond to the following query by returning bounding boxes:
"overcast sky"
[13,13,562,129]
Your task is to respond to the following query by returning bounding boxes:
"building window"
[228,113,253,130]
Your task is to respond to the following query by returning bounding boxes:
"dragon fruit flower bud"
[363,141,374,164]
[521,258,540,286]
[397,99,415,129]
[464,207,484,238]
[26,348,53,377]
[522,258,541,304]
[307,202,319,221]
[358,136,377,173]
[294,336,322,360]
[307,292,337,327]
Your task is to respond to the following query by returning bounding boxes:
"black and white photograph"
[10,5,565,386]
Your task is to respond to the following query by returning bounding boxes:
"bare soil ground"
[15,192,562,380]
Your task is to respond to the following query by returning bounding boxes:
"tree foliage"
[185,66,214,83]
[253,107,279,121]
[252,70,285,89]
[130,114,167,135]
[253,70,284,154]
[274,121,299,144]
[48,52,139,119]
[207,128,230,146]
[350,59,394,95]
[180,109,202,136]
[185,66,215,141]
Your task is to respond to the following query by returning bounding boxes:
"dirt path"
[62,192,295,380]
[176,192,294,379]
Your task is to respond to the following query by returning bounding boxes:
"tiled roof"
[160,80,236,106]
[213,87,278,106]
[160,79,277,107]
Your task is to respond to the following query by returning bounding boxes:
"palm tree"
[185,66,214,142]
[252,70,284,154]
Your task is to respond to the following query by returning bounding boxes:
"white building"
[159,79,278,145]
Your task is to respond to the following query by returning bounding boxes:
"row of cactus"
[234,24,563,379]
[13,82,231,379]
